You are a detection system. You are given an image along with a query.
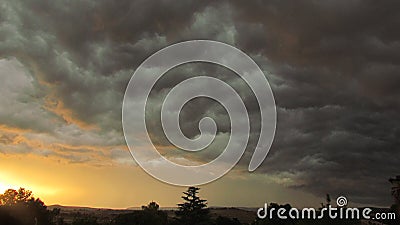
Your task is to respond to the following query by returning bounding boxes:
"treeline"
[0,188,59,225]
[1,186,399,225]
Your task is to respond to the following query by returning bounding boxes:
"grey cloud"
[0,58,56,132]
[224,0,400,205]
[0,0,399,207]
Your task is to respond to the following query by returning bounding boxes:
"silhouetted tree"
[0,188,33,206]
[0,188,52,225]
[175,187,210,225]
[113,201,167,225]
[389,176,400,207]
[319,194,331,209]
[142,201,160,211]
[0,207,22,225]
[326,194,331,206]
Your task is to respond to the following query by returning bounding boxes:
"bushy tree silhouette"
[142,201,160,211]
[0,188,33,206]
[0,188,53,225]
[175,187,210,225]
[113,201,167,225]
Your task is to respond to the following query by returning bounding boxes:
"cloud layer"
[0,0,399,206]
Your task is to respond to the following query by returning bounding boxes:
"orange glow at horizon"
[0,170,59,201]
[0,152,321,209]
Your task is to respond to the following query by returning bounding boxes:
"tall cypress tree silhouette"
[175,187,210,225]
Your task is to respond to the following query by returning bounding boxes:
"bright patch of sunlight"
[0,171,59,199]
[0,181,18,194]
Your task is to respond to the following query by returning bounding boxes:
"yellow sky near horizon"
[0,152,321,209]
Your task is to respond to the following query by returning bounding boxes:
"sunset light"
[0,182,8,193]
[0,180,17,194]
[1,1,399,224]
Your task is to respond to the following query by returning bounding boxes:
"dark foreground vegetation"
[1,182,399,225]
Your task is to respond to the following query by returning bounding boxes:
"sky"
[0,0,399,208]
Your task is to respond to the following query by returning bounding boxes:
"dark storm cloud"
[0,0,213,131]
[1,0,399,206]
[229,0,400,205]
